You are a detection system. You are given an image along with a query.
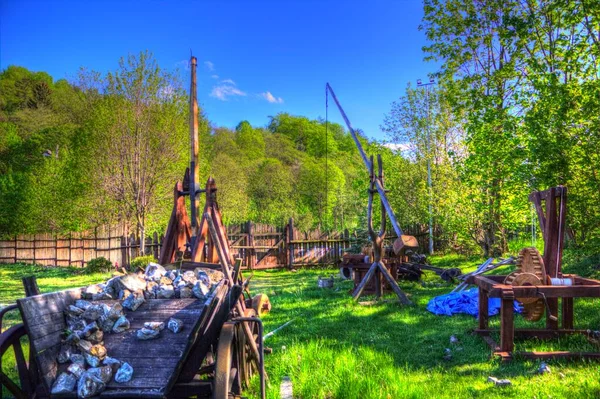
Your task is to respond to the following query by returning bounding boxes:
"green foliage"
[130,255,157,271]
[85,257,113,274]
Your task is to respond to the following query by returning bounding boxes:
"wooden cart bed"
[17,286,222,398]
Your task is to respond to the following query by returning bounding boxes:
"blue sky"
[1,1,435,141]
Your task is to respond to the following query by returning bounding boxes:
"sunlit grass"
[2,253,600,399]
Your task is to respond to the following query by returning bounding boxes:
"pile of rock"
[52,300,133,397]
[82,263,224,302]
[52,264,222,397]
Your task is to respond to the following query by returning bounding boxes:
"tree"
[84,51,189,253]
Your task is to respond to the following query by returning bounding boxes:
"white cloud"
[221,78,236,85]
[175,59,190,71]
[204,61,214,71]
[383,143,412,152]
[260,91,284,104]
[211,74,219,79]
[210,80,247,100]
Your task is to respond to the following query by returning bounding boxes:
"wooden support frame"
[351,155,411,305]
[472,186,600,361]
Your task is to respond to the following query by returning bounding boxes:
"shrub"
[130,255,157,271]
[86,257,113,274]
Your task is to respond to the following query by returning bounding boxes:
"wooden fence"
[0,221,428,269]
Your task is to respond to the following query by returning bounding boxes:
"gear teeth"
[509,247,547,321]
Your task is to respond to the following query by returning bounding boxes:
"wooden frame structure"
[471,186,600,361]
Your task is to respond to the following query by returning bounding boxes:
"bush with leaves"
[130,255,157,271]
[85,257,113,274]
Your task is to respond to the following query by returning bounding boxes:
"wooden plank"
[478,288,489,330]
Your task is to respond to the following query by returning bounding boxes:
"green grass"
[2,255,600,399]
[245,254,600,399]
[0,263,111,398]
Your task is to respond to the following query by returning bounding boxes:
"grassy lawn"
[2,253,600,398]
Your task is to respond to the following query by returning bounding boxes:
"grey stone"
[66,305,85,317]
[67,362,86,378]
[488,376,511,387]
[102,357,122,373]
[196,270,211,287]
[75,300,92,310]
[51,372,77,394]
[182,270,197,285]
[118,289,132,300]
[115,274,147,292]
[115,362,134,383]
[166,270,178,281]
[88,365,113,384]
[57,345,73,364]
[167,318,183,333]
[538,362,551,374]
[84,284,103,297]
[81,304,106,321]
[196,268,224,284]
[112,315,130,333]
[99,316,115,333]
[77,372,106,398]
[107,303,124,321]
[136,327,160,340]
[85,353,102,368]
[192,281,210,299]
[450,335,459,344]
[122,292,145,311]
[145,263,167,281]
[66,315,87,332]
[78,339,92,353]
[157,286,175,299]
[82,322,99,338]
[92,291,113,301]
[70,353,86,366]
[143,321,165,331]
[159,276,173,286]
[88,329,104,345]
[179,287,192,298]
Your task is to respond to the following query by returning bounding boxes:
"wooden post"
[478,288,489,330]
[120,236,127,268]
[500,294,515,353]
[13,235,17,264]
[54,233,58,267]
[94,227,98,259]
[287,218,294,269]
[68,232,72,266]
[153,232,159,260]
[247,221,255,270]
[32,235,36,265]
[562,297,574,329]
[22,276,41,297]
[189,56,199,236]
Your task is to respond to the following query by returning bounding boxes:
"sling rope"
[325,85,329,231]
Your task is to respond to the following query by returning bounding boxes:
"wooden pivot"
[352,155,411,305]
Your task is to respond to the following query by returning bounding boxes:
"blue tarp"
[427,288,521,317]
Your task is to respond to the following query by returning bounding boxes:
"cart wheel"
[237,309,259,387]
[0,324,35,399]
[214,323,242,399]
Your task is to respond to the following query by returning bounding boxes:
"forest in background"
[1,1,599,257]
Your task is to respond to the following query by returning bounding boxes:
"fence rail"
[0,221,429,269]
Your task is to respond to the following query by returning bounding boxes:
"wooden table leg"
[547,298,559,330]
[500,297,515,353]
[562,297,574,329]
[478,288,489,330]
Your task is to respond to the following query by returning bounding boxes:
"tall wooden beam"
[189,56,199,237]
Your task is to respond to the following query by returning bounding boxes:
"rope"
[325,85,329,231]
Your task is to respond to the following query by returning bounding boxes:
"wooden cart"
[0,278,265,399]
